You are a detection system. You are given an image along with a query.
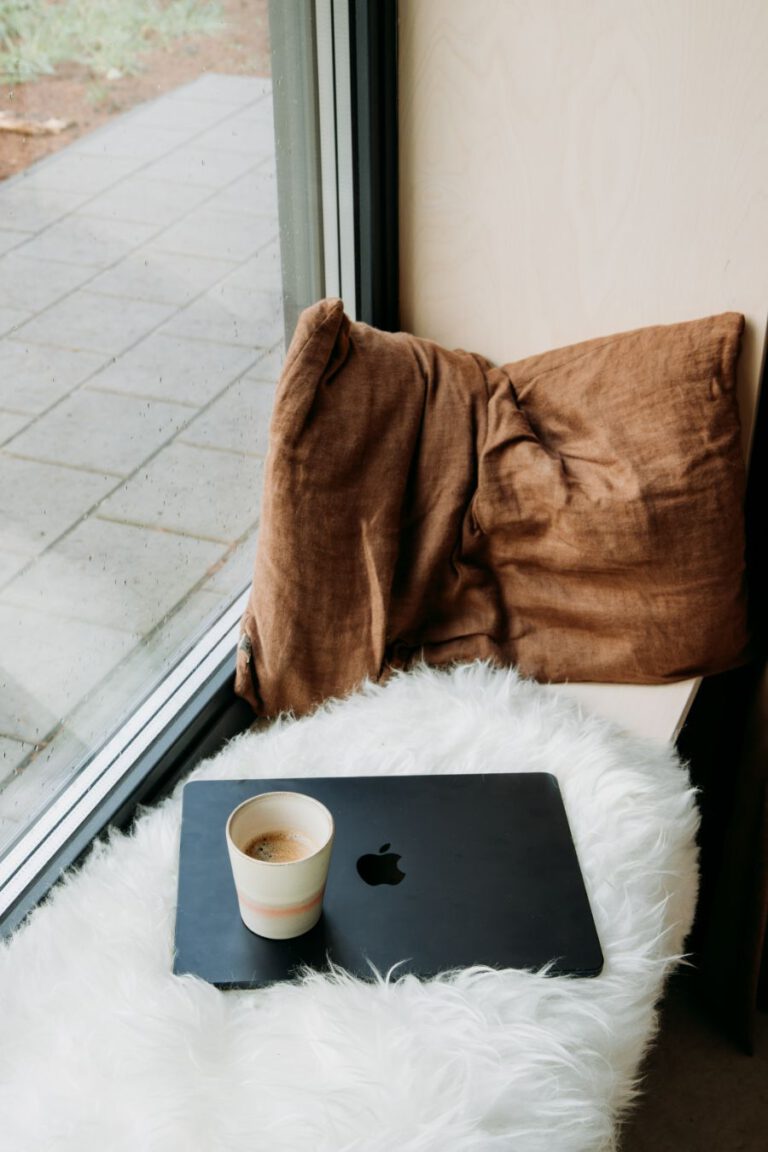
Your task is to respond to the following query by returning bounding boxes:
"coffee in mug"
[244,830,316,863]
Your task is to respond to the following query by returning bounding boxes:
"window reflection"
[0,1,283,854]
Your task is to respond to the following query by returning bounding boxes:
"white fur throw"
[0,664,699,1152]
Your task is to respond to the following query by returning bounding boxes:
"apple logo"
[356,843,406,886]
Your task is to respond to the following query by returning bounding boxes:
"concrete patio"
[0,73,282,847]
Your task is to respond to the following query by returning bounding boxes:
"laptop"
[173,773,603,988]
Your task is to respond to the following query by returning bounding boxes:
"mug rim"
[225,790,335,867]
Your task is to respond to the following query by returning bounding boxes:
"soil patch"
[0,0,270,182]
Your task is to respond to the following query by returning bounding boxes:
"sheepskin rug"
[0,663,699,1152]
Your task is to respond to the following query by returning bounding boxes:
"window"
[0,0,397,932]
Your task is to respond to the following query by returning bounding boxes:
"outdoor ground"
[0,1,281,845]
[0,0,270,181]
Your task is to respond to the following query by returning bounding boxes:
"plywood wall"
[399,0,768,449]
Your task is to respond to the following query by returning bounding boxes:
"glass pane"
[0,1,318,855]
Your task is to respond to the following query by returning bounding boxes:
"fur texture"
[0,664,699,1151]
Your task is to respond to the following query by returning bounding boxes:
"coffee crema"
[243,830,316,863]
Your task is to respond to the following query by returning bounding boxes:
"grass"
[0,0,225,85]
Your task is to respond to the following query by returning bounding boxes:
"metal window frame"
[349,0,399,331]
[0,0,400,938]
[316,0,399,329]
[315,0,358,317]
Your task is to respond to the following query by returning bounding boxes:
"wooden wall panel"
[399,0,768,453]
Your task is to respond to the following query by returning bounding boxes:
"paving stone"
[13,291,174,356]
[0,342,107,415]
[0,305,31,337]
[0,455,116,555]
[87,332,257,406]
[0,187,86,232]
[0,600,139,744]
[2,517,225,636]
[142,145,257,189]
[0,76,279,816]
[0,411,31,445]
[257,153,277,180]
[12,153,139,196]
[179,378,275,457]
[15,214,155,269]
[193,111,275,158]
[217,243,282,294]
[0,251,94,312]
[205,167,278,217]
[78,176,211,228]
[170,73,270,105]
[71,122,191,162]
[7,388,191,475]
[0,229,28,256]
[203,533,258,597]
[226,95,273,126]
[229,269,280,308]
[152,205,276,261]
[0,651,59,750]
[0,736,34,788]
[88,247,238,307]
[126,97,246,134]
[99,441,263,543]
[210,260,282,309]
[125,587,226,679]
[160,285,282,349]
[31,585,227,762]
[0,549,28,588]
[242,345,284,382]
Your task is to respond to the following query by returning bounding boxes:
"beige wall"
[398,0,768,740]
[399,0,768,449]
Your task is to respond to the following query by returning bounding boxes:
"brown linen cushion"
[235,302,749,718]
[473,311,749,683]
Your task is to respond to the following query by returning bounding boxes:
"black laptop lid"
[174,774,604,988]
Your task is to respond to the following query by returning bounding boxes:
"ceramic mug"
[225,791,335,939]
